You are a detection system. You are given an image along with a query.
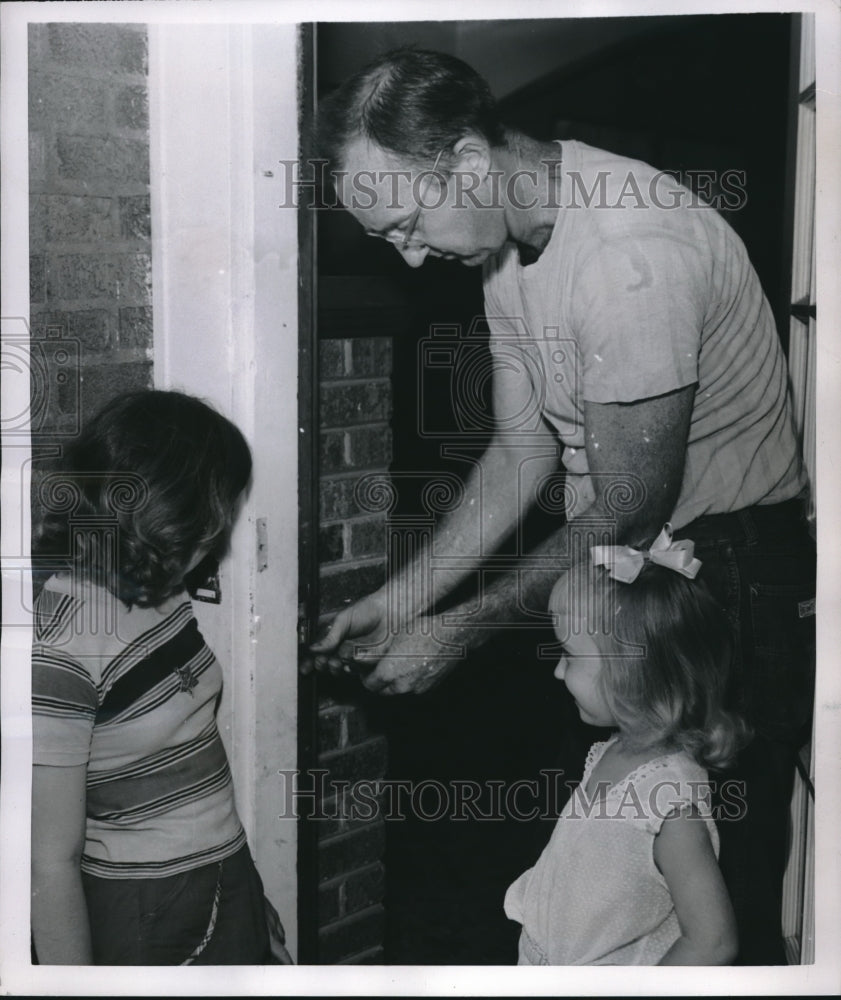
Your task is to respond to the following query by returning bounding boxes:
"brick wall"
[316,335,392,963]
[28,22,152,507]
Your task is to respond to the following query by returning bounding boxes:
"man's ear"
[452,134,492,182]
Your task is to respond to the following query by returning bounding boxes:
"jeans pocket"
[141,870,195,923]
[748,581,816,744]
[137,864,222,964]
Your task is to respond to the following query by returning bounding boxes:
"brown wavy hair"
[35,390,251,608]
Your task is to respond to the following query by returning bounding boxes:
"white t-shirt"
[482,140,806,526]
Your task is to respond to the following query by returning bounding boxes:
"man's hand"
[306,591,463,695]
[306,590,391,676]
[356,614,464,695]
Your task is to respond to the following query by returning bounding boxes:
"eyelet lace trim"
[582,737,690,798]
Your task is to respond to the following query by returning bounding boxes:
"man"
[310,48,815,964]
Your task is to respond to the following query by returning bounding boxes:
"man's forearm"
[430,493,672,656]
[388,438,558,619]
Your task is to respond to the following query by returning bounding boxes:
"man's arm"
[356,383,695,693]
[309,348,560,670]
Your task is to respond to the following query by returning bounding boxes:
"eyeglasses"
[366,147,447,250]
[399,146,447,249]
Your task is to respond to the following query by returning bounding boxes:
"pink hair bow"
[590,523,702,584]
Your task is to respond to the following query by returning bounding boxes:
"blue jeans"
[673,499,816,964]
[81,844,271,965]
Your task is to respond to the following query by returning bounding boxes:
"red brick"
[350,337,392,377]
[29,72,110,132]
[118,306,153,350]
[319,339,346,379]
[317,905,385,964]
[319,478,360,521]
[345,702,381,747]
[318,881,342,926]
[319,430,346,473]
[314,795,344,841]
[79,362,152,422]
[319,523,345,564]
[320,381,390,428]
[114,85,149,130]
[28,24,48,63]
[347,425,392,469]
[28,21,152,448]
[316,675,368,710]
[47,24,147,74]
[29,196,47,251]
[320,738,387,785]
[30,255,46,303]
[70,310,113,350]
[29,131,46,185]
[349,518,385,560]
[57,372,81,419]
[344,863,386,915]
[32,309,114,352]
[318,861,385,927]
[119,196,151,240]
[338,946,385,964]
[57,134,149,185]
[317,691,344,712]
[48,252,151,303]
[318,706,346,754]
[27,338,81,435]
[40,195,114,243]
[319,824,386,883]
[341,784,388,832]
[318,561,386,613]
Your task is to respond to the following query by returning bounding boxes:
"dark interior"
[315,13,796,963]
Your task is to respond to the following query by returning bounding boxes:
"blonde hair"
[558,562,750,770]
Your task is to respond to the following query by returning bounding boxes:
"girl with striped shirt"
[31,390,291,965]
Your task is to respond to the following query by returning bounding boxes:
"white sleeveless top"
[504,736,719,965]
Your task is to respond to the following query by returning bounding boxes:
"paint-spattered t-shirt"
[482,140,805,526]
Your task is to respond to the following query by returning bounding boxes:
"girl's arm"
[654,807,738,965]
[31,763,92,964]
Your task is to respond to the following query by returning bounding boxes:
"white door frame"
[149,22,299,956]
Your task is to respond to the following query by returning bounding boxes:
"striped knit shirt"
[32,573,246,879]
[483,139,806,528]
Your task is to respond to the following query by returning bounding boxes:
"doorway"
[310,13,797,963]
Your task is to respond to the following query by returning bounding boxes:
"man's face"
[336,137,507,269]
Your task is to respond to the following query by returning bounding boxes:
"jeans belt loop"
[736,507,759,545]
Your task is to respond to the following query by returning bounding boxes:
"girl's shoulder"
[36,572,118,621]
[582,735,619,780]
[35,574,189,651]
[645,748,710,784]
[612,746,711,795]
[38,571,105,602]
[35,573,87,643]
[585,739,711,801]
[625,749,717,838]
